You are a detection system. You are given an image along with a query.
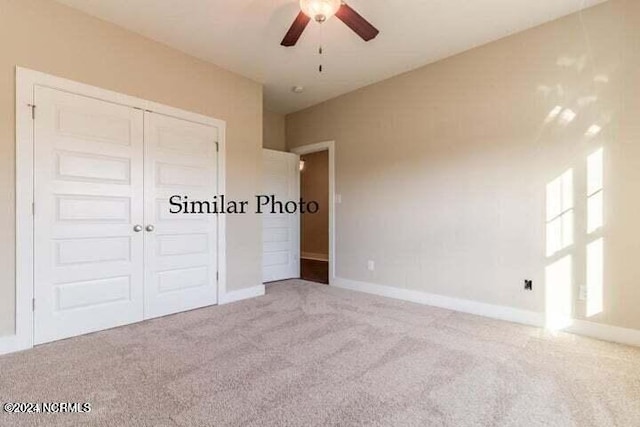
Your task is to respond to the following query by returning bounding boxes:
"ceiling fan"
[281,0,379,47]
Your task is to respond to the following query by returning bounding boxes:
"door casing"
[290,141,336,285]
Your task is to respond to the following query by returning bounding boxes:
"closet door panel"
[143,112,219,319]
[33,87,145,344]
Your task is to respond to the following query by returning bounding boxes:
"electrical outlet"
[367,260,375,271]
[579,285,587,301]
[524,280,533,291]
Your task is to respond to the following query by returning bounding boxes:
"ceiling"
[55,0,606,114]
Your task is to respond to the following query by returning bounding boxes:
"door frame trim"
[290,141,336,284]
[6,67,227,355]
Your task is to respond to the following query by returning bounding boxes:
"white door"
[34,87,145,344]
[262,150,300,282]
[143,112,219,319]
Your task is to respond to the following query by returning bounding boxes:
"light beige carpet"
[1,280,640,426]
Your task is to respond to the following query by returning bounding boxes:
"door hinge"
[216,271,219,281]
[32,298,35,311]
[215,141,219,152]
[32,202,35,216]
[28,104,36,120]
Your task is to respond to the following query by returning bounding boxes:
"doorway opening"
[292,141,335,286]
[300,150,329,283]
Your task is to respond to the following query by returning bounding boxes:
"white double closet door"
[34,87,219,344]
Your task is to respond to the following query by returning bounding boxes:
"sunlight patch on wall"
[585,147,604,317]
[546,169,574,257]
[585,124,602,139]
[558,109,577,126]
[587,148,604,233]
[545,255,573,330]
[586,238,604,317]
[544,105,563,124]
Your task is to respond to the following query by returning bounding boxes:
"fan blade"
[335,3,379,42]
[281,12,311,47]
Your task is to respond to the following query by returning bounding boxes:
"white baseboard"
[0,334,31,356]
[564,319,640,347]
[301,252,329,262]
[3,281,638,356]
[333,277,545,327]
[332,277,640,347]
[219,284,265,305]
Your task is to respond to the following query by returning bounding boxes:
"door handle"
[133,224,143,232]
[145,225,155,232]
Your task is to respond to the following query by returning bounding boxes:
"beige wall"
[301,151,329,259]
[287,1,640,330]
[0,0,263,337]
[263,110,286,151]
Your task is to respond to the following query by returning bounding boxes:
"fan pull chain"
[318,23,324,73]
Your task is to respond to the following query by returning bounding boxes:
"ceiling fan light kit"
[281,0,379,47]
[300,0,341,22]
